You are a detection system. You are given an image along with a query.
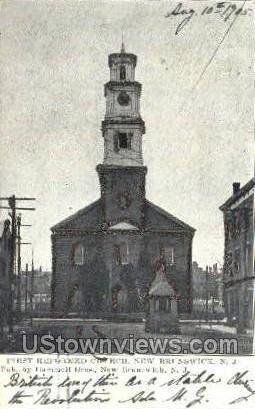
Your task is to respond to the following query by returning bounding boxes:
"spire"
[121,32,125,53]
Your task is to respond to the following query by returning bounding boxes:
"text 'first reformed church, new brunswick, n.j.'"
[50,44,195,317]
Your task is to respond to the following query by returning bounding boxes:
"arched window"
[73,243,85,265]
[114,242,129,265]
[161,246,175,266]
[120,65,126,80]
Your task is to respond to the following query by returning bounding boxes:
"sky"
[0,0,254,271]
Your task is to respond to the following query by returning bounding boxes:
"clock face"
[117,91,130,106]
[117,191,132,210]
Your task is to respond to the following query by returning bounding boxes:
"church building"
[51,44,195,316]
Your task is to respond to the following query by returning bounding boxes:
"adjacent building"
[192,262,223,302]
[20,267,51,315]
[0,220,11,331]
[192,261,224,319]
[51,45,195,317]
[220,179,254,331]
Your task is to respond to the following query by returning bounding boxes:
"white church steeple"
[101,46,145,167]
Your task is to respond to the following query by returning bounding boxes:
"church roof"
[149,268,175,297]
[219,178,255,211]
[51,199,102,232]
[51,198,195,234]
[144,200,195,233]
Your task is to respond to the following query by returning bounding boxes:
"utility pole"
[16,215,21,317]
[205,265,209,322]
[0,195,35,333]
[16,214,32,317]
[30,251,35,327]
[25,263,28,315]
[8,196,16,333]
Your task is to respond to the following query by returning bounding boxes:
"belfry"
[51,45,195,317]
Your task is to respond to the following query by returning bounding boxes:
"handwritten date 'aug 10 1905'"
[165,2,252,35]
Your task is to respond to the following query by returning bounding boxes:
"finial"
[31,248,34,271]
[121,32,125,53]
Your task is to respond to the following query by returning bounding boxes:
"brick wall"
[51,229,193,315]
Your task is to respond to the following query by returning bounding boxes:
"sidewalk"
[1,318,253,355]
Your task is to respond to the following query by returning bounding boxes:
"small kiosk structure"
[145,264,180,334]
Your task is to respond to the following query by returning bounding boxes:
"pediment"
[144,200,195,232]
[109,222,139,230]
[51,199,102,232]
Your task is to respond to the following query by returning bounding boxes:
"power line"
[0,195,36,332]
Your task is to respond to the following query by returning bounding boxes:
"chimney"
[233,182,240,195]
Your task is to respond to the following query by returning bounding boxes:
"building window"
[73,244,85,265]
[225,252,233,277]
[119,133,128,149]
[234,210,241,236]
[234,249,240,274]
[163,247,175,265]
[114,132,132,152]
[120,65,126,80]
[245,242,252,274]
[226,210,242,239]
[225,220,233,241]
[114,243,129,265]
[243,207,250,230]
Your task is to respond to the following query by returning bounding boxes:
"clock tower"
[97,43,147,228]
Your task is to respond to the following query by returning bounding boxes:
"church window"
[164,247,175,265]
[114,132,132,151]
[114,242,129,265]
[120,65,126,80]
[119,133,128,149]
[73,243,85,265]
